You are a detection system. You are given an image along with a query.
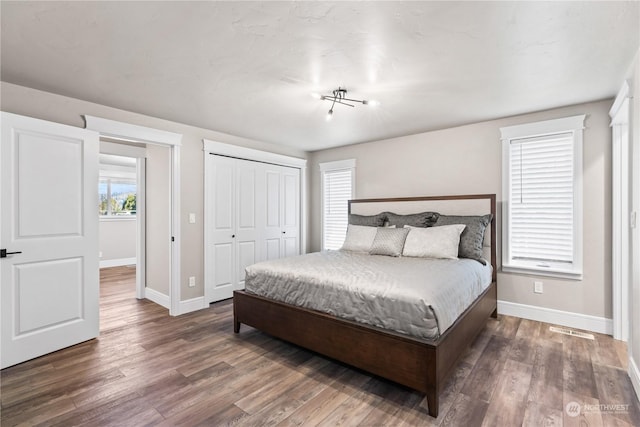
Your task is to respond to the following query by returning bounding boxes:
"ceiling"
[1,1,638,151]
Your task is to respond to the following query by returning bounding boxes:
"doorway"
[86,116,183,315]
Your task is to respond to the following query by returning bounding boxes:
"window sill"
[99,216,137,222]
[501,264,583,281]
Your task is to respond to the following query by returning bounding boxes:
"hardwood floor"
[1,266,639,426]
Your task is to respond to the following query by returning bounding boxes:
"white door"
[1,112,99,369]
[235,160,259,290]
[262,164,300,260]
[263,165,283,260]
[207,155,260,302]
[281,167,300,258]
[208,155,236,302]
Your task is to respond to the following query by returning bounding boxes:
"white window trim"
[320,159,356,251]
[500,114,585,280]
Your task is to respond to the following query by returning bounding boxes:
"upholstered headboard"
[348,194,497,282]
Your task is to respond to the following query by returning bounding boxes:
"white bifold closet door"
[263,164,300,260]
[207,154,300,303]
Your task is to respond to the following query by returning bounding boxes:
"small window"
[320,159,355,250]
[500,115,585,278]
[99,154,137,217]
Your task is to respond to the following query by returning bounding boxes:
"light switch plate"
[534,281,543,294]
[189,213,196,224]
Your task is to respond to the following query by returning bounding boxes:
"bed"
[233,194,497,417]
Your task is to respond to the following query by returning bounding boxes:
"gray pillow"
[369,227,410,257]
[434,214,493,263]
[348,213,387,227]
[384,211,439,228]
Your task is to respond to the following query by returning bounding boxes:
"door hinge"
[171,236,175,242]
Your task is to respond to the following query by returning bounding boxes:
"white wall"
[99,219,136,264]
[0,82,307,302]
[309,99,613,320]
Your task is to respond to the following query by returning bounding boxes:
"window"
[320,159,355,250]
[500,115,585,278]
[99,154,137,217]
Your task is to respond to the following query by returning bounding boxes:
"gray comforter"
[244,250,492,340]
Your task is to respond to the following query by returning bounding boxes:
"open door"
[1,112,99,369]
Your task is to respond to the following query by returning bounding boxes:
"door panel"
[214,162,234,231]
[237,240,255,288]
[265,238,281,260]
[213,243,233,291]
[1,112,99,369]
[235,162,259,290]
[265,170,280,228]
[207,155,236,302]
[237,167,256,229]
[207,156,261,301]
[263,167,283,259]
[282,173,298,229]
[16,258,83,334]
[17,132,84,237]
[281,168,300,257]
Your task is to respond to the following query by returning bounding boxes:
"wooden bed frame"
[233,194,497,417]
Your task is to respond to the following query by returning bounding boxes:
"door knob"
[282,231,286,234]
[0,249,22,258]
[232,234,235,238]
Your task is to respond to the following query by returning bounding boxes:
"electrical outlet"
[189,213,196,224]
[534,281,543,294]
[99,251,103,258]
[189,276,196,287]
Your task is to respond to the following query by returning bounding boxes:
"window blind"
[322,168,353,250]
[509,132,574,264]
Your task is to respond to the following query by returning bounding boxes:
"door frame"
[202,139,307,305]
[610,81,631,341]
[85,116,183,316]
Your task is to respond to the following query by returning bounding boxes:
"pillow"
[402,224,466,259]
[369,227,410,257]
[384,211,439,228]
[348,213,386,227]
[341,225,378,252]
[434,214,493,262]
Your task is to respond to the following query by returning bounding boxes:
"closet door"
[281,167,300,258]
[207,155,261,302]
[208,155,236,302]
[234,160,259,290]
[262,164,300,260]
[263,165,283,260]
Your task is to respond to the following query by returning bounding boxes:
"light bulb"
[310,92,322,99]
[326,110,333,121]
[367,99,380,107]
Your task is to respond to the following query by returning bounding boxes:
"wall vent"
[549,326,594,340]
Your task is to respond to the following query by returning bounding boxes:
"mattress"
[244,250,493,340]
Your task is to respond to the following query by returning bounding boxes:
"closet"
[205,151,302,303]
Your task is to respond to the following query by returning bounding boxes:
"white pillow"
[402,224,466,259]
[340,225,378,252]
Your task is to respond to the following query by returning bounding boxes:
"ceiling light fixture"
[314,87,378,120]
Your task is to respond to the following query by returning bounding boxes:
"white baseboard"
[498,300,613,335]
[629,356,640,402]
[100,257,136,268]
[177,296,208,315]
[144,287,170,309]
